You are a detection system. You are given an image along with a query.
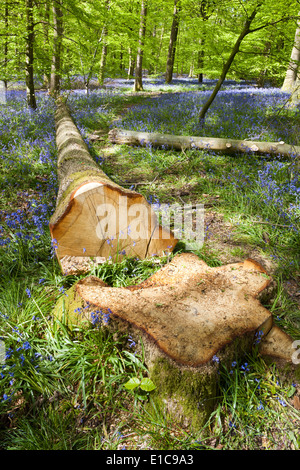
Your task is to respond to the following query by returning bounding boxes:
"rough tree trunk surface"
[281,14,300,93]
[108,128,300,159]
[49,100,177,274]
[54,252,299,428]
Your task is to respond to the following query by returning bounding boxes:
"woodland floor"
[1,78,300,450]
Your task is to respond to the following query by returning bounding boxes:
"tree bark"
[154,25,165,75]
[98,36,108,86]
[108,128,300,159]
[85,28,105,94]
[128,47,135,78]
[50,0,63,96]
[25,0,37,110]
[281,15,300,93]
[197,46,204,83]
[165,0,181,84]
[42,1,51,89]
[3,1,9,90]
[50,99,177,274]
[134,0,147,92]
[198,6,260,123]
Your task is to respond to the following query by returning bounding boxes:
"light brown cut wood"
[66,253,276,366]
[108,128,300,159]
[49,100,177,273]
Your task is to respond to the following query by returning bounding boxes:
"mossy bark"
[149,357,218,429]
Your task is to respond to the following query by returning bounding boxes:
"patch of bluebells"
[115,82,295,141]
[67,89,123,139]
[0,91,58,252]
[0,325,54,405]
[75,305,111,327]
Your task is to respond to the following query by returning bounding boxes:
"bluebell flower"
[25,288,31,298]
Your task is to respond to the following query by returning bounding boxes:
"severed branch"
[108,128,300,159]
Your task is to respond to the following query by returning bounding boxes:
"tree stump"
[49,99,177,274]
[53,252,298,428]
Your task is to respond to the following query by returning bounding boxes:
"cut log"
[108,128,300,159]
[49,99,177,274]
[54,252,299,428]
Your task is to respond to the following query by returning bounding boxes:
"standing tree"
[25,0,37,109]
[195,0,214,83]
[198,3,262,123]
[165,0,181,83]
[50,0,63,96]
[98,0,110,86]
[281,14,300,92]
[134,0,148,92]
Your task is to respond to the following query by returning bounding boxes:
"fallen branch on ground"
[108,128,300,159]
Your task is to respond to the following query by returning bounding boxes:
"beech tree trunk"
[165,0,181,84]
[25,0,37,110]
[197,45,204,83]
[134,0,147,92]
[108,128,300,159]
[3,1,9,90]
[50,0,63,95]
[42,1,51,89]
[85,28,105,94]
[154,26,165,75]
[128,47,135,78]
[282,15,300,93]
[54,252,298,428]
[50,100,177,274]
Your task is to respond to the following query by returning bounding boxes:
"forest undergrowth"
[0,77,299,450]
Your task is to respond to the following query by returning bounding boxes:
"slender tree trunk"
[128,47,135,78]
[42,1,50,89]
[3,1,9,90]
[25,0,37,110]
[154,25,164,74]
[165,0,180,84]
[188,54,194,78]
[199,7,260,123]
[120,45,124,72]
[98,0,110,86]
[197,37,205,83]
[282,15,300,92]
[134,0,147,92]
[50,0,63,96]
[85,29,105,94]
[98,30,108,86]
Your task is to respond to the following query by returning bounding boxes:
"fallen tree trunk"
[49,99,177,274]
[54,252,299,428]
[108,128,300,159]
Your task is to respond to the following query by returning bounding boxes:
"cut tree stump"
[54,252,299,428]
[108,128,300,159]
[49,99,177,274]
